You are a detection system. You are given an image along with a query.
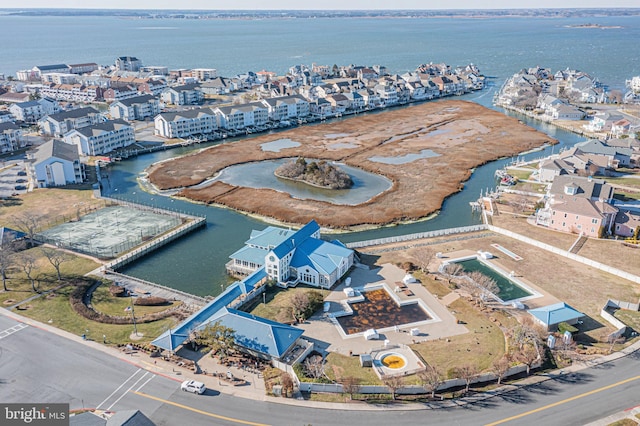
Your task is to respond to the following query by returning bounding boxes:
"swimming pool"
[450,257,540,303]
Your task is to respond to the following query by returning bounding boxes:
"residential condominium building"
[39,83,103,103]
[115,56,142,72]
[28,139,85,187]
[109,94,161,121]
[160,83,203,105]
[215,102,269,130]
[38,107,104,137]
[192,68,218,81]
[68,63,99,75]
[260,95,310,121]
[9,98,61,123]
[64,119,135,156]
[0,122,23,153]
[154,107,218,139]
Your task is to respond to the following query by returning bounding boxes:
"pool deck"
[435,249,559,310]
[296,263,468,357]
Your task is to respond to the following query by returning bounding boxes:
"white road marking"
[0,323,28,339]
[96,368,145,410]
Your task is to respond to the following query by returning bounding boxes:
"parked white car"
[181,380,206,394]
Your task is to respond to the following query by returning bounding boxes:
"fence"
[346,225,489,249]
[488,225,640,285]
[103,215,206,270]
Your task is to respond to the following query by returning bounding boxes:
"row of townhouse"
[64,119,135,156]
[535,174,640,238]
[38,107,105,137]
[154,95,310,138]
[109,94,162,121]
[40,83,104,103]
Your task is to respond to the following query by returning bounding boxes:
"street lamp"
[130,296,138,336]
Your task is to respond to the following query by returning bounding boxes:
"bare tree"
[382,376,404,400]
[412,246,435,274]
[604,333,626,354]
[17,253,38,292]
[280,372,294,397]
[442,263,464,287]
[492,355,511,385]
[0,242,17,291]
[462,271,498,305]
[417,365,444,399]
[512,317,545,350]
[12,213,42,248]
[515,344,540,376]
[40,247,72,281]
[290,292,310,323]
[303,354,325,380]
[455,365,479,394]
[340,376,361,400]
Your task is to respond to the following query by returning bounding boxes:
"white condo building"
[64,119,135,156]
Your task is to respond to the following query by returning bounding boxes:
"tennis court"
[37,205,182,259]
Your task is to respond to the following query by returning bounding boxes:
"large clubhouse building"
[227,220,354,289]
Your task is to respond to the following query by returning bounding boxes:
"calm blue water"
[4,14,639,296]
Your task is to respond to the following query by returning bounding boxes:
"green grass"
[19,285,178,345]
[247,285,327,322]
[604,175,640,189]
[412,298,508,375]
[614,191,640,201]
[506,169,534,180]
[324,352,382,385]
[91,283,182,317]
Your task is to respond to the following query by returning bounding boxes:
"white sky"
[1,1,638,10]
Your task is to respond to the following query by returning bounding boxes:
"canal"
[103,98,586,297]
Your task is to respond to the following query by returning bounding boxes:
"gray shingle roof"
[113,94,157,107]
[73,119,131,137]
[32,139,79,164]
[46,107,99,122]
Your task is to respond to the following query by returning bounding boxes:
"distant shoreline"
[2,8,640,20]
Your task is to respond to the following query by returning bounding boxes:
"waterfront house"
[38,106,104,137]
[430,76,455,94]
[260,95,310,121]
[374,83,398,106]
[215,102,269,130]
[326,93,351,113]
[342,91,365,110]
[228,220,354,289]
[28,139,85,187]
[584,112,625,133]
[0,122,23,153]
[109,94,161,121]
[64,119,135,156]
[538,158,576,182]
[154,107,218,139]
[161,83,203,105]
[570,139,633,169]
[536,175,617,236]
[191,68,218,81]
[309,98,333,118]
[528,302,584,332]
[357,88,382,108]
[546,103,585,121]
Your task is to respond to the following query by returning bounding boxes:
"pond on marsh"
[215,158,392,205]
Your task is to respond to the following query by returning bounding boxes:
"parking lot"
[0,160,29,198]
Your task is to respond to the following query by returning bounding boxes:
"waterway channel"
[103,98,586,297]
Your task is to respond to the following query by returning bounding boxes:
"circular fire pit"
[380,353,407,369]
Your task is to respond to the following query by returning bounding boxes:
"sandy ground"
[147,100,554,229]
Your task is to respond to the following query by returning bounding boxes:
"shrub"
[134,296,169,306]
[109,285,127,297]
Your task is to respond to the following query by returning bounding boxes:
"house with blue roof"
[528,302,584,331]
[229,220,354,289]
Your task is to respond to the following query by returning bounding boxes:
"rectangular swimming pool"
[455,258,533,302]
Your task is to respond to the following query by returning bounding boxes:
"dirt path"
[148,100,554,229]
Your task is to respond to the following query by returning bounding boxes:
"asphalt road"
[0,313,638,426]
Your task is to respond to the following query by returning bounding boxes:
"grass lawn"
[415,271,452,298]
[19,284,178,345]
[324,352,382,385]
[614,309,640,333]
[506,169,534,180]
[0,247,100,306]
[411,298,508,377]
[248,285,325,322]
[91,283,182,317]
[614,191,640,201]
[0,188,105,231]
[607,419,638,426]
[604,176,640,190]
